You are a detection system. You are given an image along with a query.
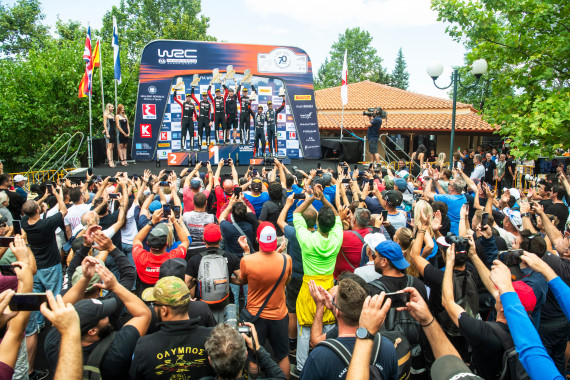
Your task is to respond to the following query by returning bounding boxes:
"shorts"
[248,314,289,362]
[285,277,303,313]
[368,138,379,154]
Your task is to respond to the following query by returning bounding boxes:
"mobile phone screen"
[163,205,171,216]
[481,212,489,228]
[384,291,410,308]
[173,206,181,218]
[12,220,21,235]
[0,264,18,276]
[9,293,48,311]
[382,210,388,220]
[0,237,14,248]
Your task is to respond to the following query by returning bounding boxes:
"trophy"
[211,68,222,84]
[278,87,286,98]
[190,74,200,86]
[172,77,184,91]
[223,65,236,81]
[242,69,252,84]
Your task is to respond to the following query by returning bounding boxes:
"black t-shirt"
[458,313,505,379]
[0,189,23,220]
[544,202,569,232]
[422,264,467,316]
[21,212,64,269]
[259,189,287,237]
[540,253,570,323]
[99,208,122,248]
[504,158,515,179]
[369,274,428,301]
[484,160,496,183]
[539,198,553,209]
[463,156,474,176]
[45,324,140,380]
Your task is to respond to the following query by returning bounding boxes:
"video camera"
[444,233,468,253]
[363,107,387,118]
[223,304,251,337]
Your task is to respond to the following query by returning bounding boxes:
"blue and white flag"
[112,16,121,84]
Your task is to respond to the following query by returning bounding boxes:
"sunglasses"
[331,295,344,313]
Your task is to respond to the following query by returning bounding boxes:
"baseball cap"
[396,170,409,179]
[381,190,403,206]
[322,173,332,185]
[75,298,117,335]
[201,91,207,96]
[364,232,386,250]
[204,223,222,243]
[509,188,521,200]
[159,258,187,280]
[149,200,162,213]
[383,176,394,190]
[215,88,221,92]
[72,259,105,293]
[431,355,483,380]
[0,215,8,225]
[375,240,409,270]
[13,175,27,182]
[142,276,191,307]
[394,178,408,192]
[190,178,201,189]
[257,221,277,252]
[243,88,248,92]
[147,223,169,248]
[512,281,537,312]
[502,207,523,231]
[267,100,273,105]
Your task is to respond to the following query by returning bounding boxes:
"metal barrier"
[21,132,84,188]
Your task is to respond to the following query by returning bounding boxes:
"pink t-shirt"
[182,187,210,213]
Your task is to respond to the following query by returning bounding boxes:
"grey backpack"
[197,249,230,304]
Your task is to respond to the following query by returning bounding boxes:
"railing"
[21,132,84,188]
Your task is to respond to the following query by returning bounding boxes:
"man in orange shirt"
[239,221,292,379]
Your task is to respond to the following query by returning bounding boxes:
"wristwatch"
[355,327,374,340]
[147,221,155,227]
[521,212,532,218]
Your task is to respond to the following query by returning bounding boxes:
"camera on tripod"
[362,107,387,118]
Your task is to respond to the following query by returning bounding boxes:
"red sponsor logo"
[289,132,296,139]
[140,124,152,138]
[142,104,156,119]
[160,132,168,141]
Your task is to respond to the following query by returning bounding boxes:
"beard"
[98,324,115,339]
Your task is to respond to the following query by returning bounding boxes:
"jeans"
[123,243,135,290]
[26,264,62,336]
[295,322,335,371]
[230,283,248,309]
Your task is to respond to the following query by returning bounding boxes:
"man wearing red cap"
[184,223,241,323]
[213,158,239,219]
[238,222,292,378]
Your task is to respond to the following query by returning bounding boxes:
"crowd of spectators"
[0,148,568,380]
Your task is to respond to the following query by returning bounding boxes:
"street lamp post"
[427,59,488,169]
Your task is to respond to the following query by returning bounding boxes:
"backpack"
[197,249,230,304]
[82,331,116,380]
[369,276,422,347]
[381,330,412,380]
[317,333,384,380]
[437,270,480,337]
[488,322,531,380]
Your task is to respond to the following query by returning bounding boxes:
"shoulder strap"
[83,332,116,380]
[406,274,414,288]
[349,230,366,244]
[488,322,515,351]
[369,279,390,293]
[232,220,254,251]
[317,339,353,366]
[251,254,287,320]
[370,333,382,364]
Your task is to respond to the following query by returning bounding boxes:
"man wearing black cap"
[44,263,151,380]
[237,82,256,145]
[208,84,228,144]
[254,105,266,157]
[264,98,285,157]
[173,89,197,151]
[190,86,213,149]
[380,190,406,229]
[223,82,239,144]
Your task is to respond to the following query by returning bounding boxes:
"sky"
[24,0,468,98]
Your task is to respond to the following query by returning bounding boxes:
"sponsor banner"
[277,114,285,122]
[140,124,152,138]
[170,103,181,113]
[295,104,313,109]
[277,131,286,139]
[163,113,171,122]
[288,131,297,139]
[171,131,181,139]
[294,95,311,101]
[158,142,171,148]
[142,104,156,119]
[278,148,287,156]
[286,140,299,149]
[257,86,272,95]
[160,131,170,141]
[286,123,296,132]
[278,140,286,149]
[257,48,308,74]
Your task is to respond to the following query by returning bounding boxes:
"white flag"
[112,16,122,84]
[341,49,348,106]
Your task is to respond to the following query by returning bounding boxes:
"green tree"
[432,0,570,159]
[0,0,48,56]
[314,27,390,90]
[391,48,409,90]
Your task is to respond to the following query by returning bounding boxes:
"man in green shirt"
[292,184,343,374]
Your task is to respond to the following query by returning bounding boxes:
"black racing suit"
[191,87,212,149]
[224,84,238,143]
[237,84,256,144]
[264,100,285,155]
[208,85,227,144]
[253,112,266,156]
[173,90,197,150]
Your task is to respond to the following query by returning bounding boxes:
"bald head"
[223,179,234,195]
[22,200,39,217]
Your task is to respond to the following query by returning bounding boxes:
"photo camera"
[444,233,468,253]
[362,107,387,118]
[223,304,251,337]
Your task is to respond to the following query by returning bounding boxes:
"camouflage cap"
[142,276,191,307]
[383,176,395,190]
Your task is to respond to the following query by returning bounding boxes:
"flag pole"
[88,91,93,169]
[340,105,344,141]
[99,40,105,117]
[114,79,118,110]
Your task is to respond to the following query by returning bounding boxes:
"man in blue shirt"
[13,175,28,201]
[243,178,269,219]
[424,177,467,236]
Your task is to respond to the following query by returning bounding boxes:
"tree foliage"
[314,27,391,90]
[0,0,48,57]
[0,0,215,171]
[391,48,409,90]
[432,0,570,159]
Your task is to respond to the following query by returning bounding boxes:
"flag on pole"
[341,49,348,106]
[112,16,122,84]
[92,40,101,68]
[78,27,93,98]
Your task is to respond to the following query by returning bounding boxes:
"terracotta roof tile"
[315,80,474,111]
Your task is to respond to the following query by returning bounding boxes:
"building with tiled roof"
[315,80,498,160]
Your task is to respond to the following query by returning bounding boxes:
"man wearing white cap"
[353,233,385,282]
[13,175,28,201]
